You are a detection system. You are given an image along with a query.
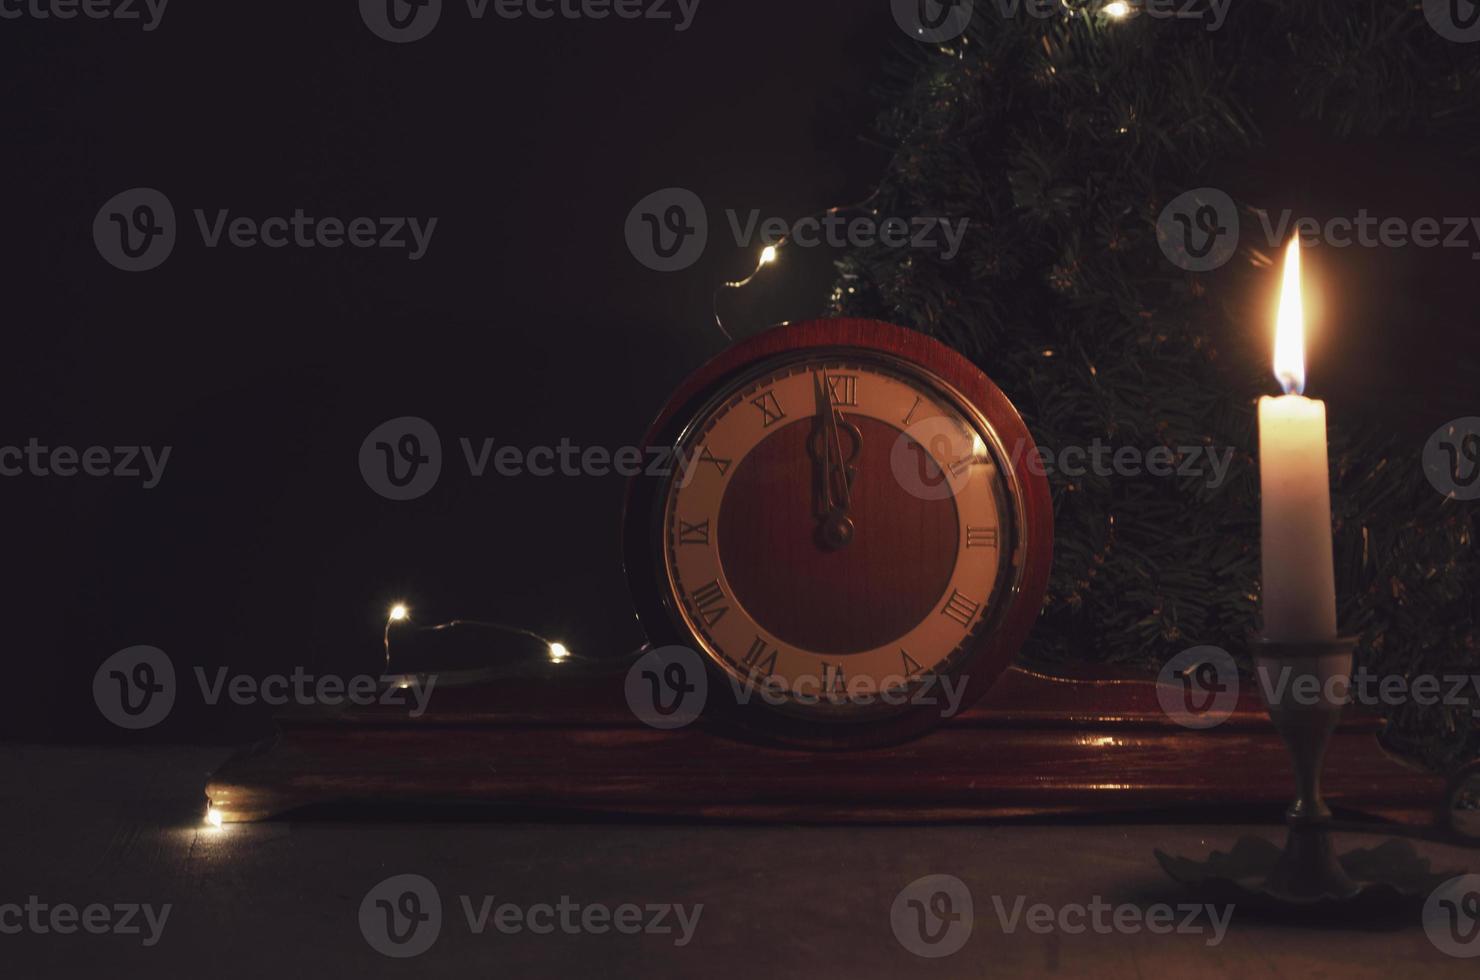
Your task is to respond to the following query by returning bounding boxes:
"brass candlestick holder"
[1252,635,1361,901]
[1158,636,1465,914]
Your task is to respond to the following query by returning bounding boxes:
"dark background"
[2,2,1477,740]
[1,0,897,740]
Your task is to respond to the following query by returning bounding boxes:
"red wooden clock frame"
[621,317,1055,748]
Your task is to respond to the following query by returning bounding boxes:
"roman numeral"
[679,519,710,545]
[901,650,925,678]
[941,589,981,628]
[902,395,922,426]
[690,579,729,627]
[698,447,731,476]
[826,374,858,406]
[821,662,846,694]
[966,525,998,549]
[741,636,778,676]
[752,390,786,427]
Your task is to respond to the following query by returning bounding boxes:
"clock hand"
[815,372,860,550]
[821,372,851,511]
[809,373,836,518]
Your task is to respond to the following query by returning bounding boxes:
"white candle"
[1258,238,1338,642]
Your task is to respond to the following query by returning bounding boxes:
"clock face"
[658,350,1023,722]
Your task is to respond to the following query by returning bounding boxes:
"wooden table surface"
[3,745,1477,978]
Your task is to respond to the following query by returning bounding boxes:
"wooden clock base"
[205,662,1449,827]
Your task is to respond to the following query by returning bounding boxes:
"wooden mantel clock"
[205,318,1453,828]
[622,317,1052,747]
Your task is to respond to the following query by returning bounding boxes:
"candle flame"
[1274,236,1305,395]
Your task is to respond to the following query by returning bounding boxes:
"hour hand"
[808,373,836,517]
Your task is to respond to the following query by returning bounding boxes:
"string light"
[384,602,412,671]
[1102,1,1132,17]
[711,188,883,341]
[380,598,595,680]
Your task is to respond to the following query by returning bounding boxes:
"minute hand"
[821,374,851,511]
